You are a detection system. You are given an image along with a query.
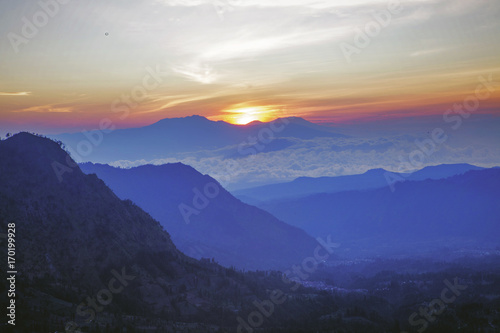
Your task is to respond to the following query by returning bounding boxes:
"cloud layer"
[110,117,500,190]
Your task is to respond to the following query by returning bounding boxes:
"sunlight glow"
[222,106,278,125]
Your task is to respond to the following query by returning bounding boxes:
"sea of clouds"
[109,133,500,190]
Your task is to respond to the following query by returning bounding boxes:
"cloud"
[172,64,219,84]
[12,104,74,113]
[410,47,448,57]
[159,0,438,10]
[199,27,352,63]
[0,92,31,96]
[2,0,499,133]
[108,132,500,190]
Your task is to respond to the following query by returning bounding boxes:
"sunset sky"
[1,0,499,135]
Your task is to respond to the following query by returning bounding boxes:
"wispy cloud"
[12,104,73,113]
[0,91,31,96]
[158,0,438,9]
[410,47,448,57]
[199,27,351,63]
[1,0,498,132]
[172,64,219,84]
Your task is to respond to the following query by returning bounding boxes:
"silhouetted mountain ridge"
[79,162,320,270]
[233,163,484,204]
[0,133,314,330]
[52,115,347,163]
[258,168,500,257]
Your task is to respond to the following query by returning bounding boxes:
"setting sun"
[220,106,279,125]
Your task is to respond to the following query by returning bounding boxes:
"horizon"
[1,114,317,136]
[1,0,499,136]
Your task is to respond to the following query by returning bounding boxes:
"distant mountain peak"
[150,114,211,127]
[51,114,347,164]
[418,163,480,171]
[280,116,310,123]
[244,120,264,126]
[151,115,314,127]
[363,168,389,175]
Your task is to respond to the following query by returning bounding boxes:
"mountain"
[404,163,485,180]
[79,162,321,271]
[258,168,500,258]
[2,133,497,332]
[0,133,257,329]
[51,115,347,163]
[233,163,484,204]
[0,133,361,332]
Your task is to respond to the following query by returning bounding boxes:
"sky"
[0,0,499,135]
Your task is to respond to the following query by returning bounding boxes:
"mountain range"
[1,132,499,332]
[257,168,500,258]
[0,133,355,332]
[79,162,320,271]
[52,115,347,164]
[233,163,485,204]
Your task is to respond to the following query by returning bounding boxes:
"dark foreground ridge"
[1,133,499,332]
[0,133,376,332]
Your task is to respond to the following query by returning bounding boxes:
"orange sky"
[0,0,499,134]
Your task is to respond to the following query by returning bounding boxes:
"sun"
[233,107,263,125]
[223,106,277,125]
[235,112,259,125]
